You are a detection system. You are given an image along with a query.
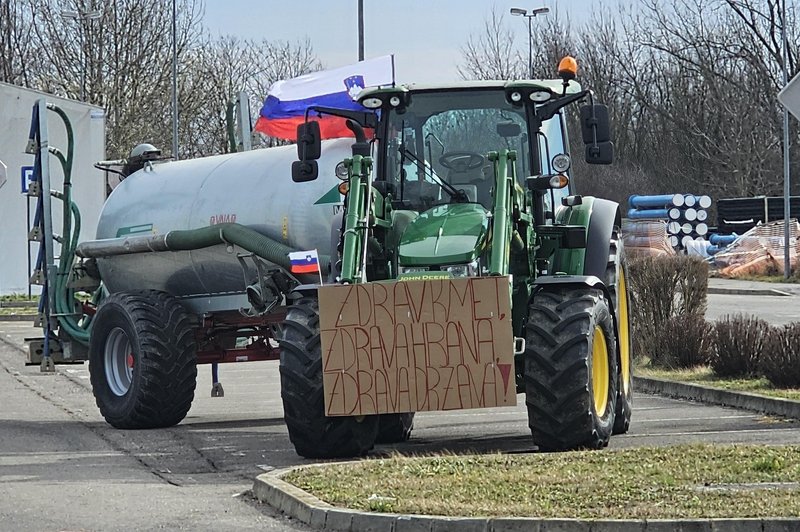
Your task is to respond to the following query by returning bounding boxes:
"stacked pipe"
[621,219,674,257]
[706,233,738,256]
[627,194,712,251]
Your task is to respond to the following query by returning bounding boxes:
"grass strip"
[0,293,37,302]
[0,308,36,317]
[637,365,800,401]
[285,444,800,519]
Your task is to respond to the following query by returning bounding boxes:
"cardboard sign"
[319,277,516,416]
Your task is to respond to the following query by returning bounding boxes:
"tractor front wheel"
[278,297,379,458]
[524,287,618,451]
[605,232,633,435]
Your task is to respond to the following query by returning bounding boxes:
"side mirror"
[291,160,318,182]
[585,142,614,165]
[580,104,613,165]
[579,104,611,144]
[296,121,321,160]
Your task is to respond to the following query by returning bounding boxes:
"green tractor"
[280,57,632,458]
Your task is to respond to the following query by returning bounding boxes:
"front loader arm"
[487,149,517,276]
[339,153,373,284]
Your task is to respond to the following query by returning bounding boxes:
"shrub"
[760,323,800,388]
[710,315,771,378]
[627,255,709,363]
[649,315,714,369]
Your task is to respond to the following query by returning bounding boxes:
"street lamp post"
[510,6,550,79]
[61,8,102,102]
[358,0,364,61]
[782,0,791,278]
[172,0,179,160]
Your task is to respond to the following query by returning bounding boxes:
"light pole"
[172,0,179,160]
[510,6,550,79]
[61,8,102,102]
[358,0,364,61]
[782,0,791,278]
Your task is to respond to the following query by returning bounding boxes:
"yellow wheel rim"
[618,265,631,395]
[592,326,610,415]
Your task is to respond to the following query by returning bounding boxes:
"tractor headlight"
[442,260,480,278]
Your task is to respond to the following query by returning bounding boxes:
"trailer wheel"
[376,413,415,444]
[525,287,618,451]
[606,234,633,435]
[278,297,379,458]
[89,291,197,429]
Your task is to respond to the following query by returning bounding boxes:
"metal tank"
[94,138,353,309]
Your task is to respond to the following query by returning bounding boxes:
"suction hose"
[47,105,95,346]
[76,223,331,274]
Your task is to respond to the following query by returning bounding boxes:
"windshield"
[382,89,531,210]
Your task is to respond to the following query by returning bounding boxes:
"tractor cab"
[375,81,564,214]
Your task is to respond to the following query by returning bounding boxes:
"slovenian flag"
[288,249,320,274]
[254,55,394,141]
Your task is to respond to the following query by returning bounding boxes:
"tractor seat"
[448,168,492,207]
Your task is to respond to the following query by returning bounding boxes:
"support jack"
[40,356,55,373]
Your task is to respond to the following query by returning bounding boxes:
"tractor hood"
[398,203,489,267]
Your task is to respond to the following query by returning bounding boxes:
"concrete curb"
[634,376,800,420]
[253,467,798,531]
[0,315,36,322]
[707,286,793,297]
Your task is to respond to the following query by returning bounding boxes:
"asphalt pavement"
[1,277,799,530]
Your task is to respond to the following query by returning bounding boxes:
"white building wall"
[0,83,106,295]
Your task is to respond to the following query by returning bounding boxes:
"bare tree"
[458,7,523,80]
[0,0,35,85]
[5,0,322,158]
[460,0,800,206]
[15,0,204,158]
[611,0,799,198]
[179,35,321,157]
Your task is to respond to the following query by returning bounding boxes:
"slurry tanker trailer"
[25,57,632,458]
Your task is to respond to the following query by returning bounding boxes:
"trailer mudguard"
[552,196,620,279]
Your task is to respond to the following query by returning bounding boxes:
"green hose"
[164,223,331,273]
[48,105,92,345]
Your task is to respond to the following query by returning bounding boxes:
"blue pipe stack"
[707,233,739,256]
[627,194,713,252]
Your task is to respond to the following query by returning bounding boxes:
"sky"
[202,0,604,84]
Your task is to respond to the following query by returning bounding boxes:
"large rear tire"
[89,291,197,429]
[278,297,379,458]
[525,287,618,451]
[376,413,415,444]
[606,233,633,435]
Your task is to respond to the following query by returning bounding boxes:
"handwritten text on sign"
[319,277,515,416]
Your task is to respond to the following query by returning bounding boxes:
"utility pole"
[358,0,364,61]
[783,0,791,278]
[172,0,179,160]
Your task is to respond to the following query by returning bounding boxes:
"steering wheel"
[439,151,485,172]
